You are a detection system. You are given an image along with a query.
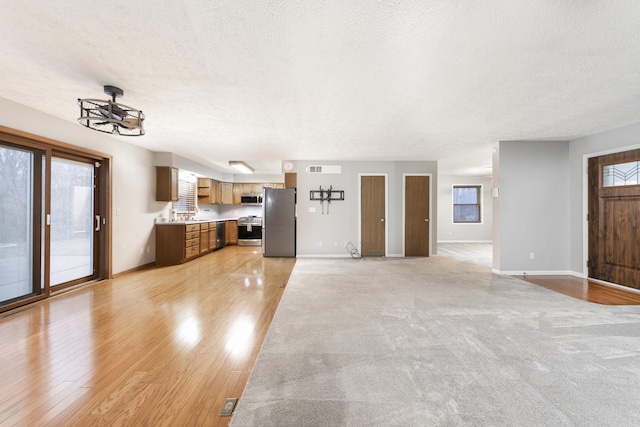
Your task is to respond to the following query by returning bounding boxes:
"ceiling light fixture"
[229,161,254,174]
[78,85,145,136]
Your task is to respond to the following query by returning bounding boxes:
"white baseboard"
[296,253,405,258]
[296,254,352,258]
[438,240,493,243]
[494,270,575,276]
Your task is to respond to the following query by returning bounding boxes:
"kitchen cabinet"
[200,222,209,254]
[284,173,297,189]
[212,181,222,204]
[156,223,200,266]
[232,183,244,205]
[231,182,284,204]
[225,220,238,245]
[198,179,222,204]
[197,178,210,197]
[156,166,179,201]
[221,182,233,205]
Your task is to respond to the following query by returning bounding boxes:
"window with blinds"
[173,173,196,213]
[453,185,481,223]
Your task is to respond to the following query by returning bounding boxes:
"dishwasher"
[215,221,226,250]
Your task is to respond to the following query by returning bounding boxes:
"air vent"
[307,165,342,174]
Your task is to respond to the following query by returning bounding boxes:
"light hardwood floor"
[0,246,295,426]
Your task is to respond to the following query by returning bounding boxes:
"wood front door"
[405,175,430,256]
[361,175,386,257]
[588,149,640,290]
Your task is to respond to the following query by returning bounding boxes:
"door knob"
[425,219,429,222]
[380,218,385,222]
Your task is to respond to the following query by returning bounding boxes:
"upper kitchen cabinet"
[232,183,244,205]
[197,178,211,203]
[221,182,233,205]
[284,173,297,189]
[156,166,179,201]
[198,178,222,204]
[231,182,286,204]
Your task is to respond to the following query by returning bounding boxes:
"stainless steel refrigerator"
[262,188,296,257]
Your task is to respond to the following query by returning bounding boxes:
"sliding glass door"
[0,128,110,313]
[50,156,98,287]
[0,142,43,305]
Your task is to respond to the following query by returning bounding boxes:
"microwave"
[240,194,263,205]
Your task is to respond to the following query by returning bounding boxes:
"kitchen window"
[453,185,481,223]
[174,172,197,214]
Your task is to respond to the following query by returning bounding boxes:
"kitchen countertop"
[156,218,239,225]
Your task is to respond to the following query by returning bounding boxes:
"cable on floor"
[345,242,361,259]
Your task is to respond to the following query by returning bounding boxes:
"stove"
[238,216,262,246]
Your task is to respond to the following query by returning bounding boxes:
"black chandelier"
[78,85,145,136]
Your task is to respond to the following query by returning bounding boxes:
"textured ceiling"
[1,1,640,175]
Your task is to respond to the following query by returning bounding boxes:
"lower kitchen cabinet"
[156,223,201,266]
[226,220,238,245]
[200,222,209,254]
[156,220,239,266]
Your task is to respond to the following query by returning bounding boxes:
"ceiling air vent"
[307,165,342,174]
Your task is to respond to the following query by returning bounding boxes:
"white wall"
[291,160,438,257]
[437,174,492,242]
[494,123,640,277]
[494,140,570,274]
[0,97,164,275]
[492,143,501,271]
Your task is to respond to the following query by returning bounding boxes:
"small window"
[453,185,481,223]
[173,173,196,213]
[602,161,639,187]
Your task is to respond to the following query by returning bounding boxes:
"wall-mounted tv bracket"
[309,185,345,214]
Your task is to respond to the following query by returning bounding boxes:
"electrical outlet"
[334,241,338,246]
[116,208,121,216]
[529,252,535,260]
[319,241,323,247]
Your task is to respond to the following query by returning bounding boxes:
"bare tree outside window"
[453,185,481,223]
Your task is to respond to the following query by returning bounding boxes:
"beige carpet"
[231,255,640,426]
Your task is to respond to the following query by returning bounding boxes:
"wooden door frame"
[583,144,640,281]
[402,173,433,257]
[0,126,112,298]
[358,173,388,257]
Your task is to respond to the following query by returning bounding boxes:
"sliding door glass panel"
[50,157,94,286]
[0,145,34,302]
